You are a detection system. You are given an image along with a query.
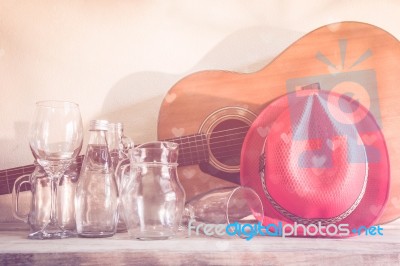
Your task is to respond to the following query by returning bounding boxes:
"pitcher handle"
[12,174,31,223]
[115,158,130,193]
[120,164,131,192]
[121,135,134,157]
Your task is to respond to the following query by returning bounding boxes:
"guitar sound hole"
[209,119,249,167]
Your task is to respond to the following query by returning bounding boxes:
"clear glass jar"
[75,120,119,238]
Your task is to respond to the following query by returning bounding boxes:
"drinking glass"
[28,101,83,239]
[183,186,264,238]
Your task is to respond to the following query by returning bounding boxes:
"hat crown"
[265,90,368,221]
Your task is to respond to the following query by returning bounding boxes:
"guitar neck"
[166,133,209,167]
[0,164,36,195]
[0,155,85,196]
[0,134,209,196]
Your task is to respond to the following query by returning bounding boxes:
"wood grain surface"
[1,219,400,265]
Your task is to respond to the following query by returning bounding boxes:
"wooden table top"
[1,220,400,265]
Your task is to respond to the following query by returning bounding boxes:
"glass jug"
[119,141,185,240]
[12,161,79,236]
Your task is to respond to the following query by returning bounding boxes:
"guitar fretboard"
[0,134,210,195]
[0,156,84,196]
[168,133,209,167]
[0,164,36,195]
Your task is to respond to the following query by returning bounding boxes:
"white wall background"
[1,0,400,221]
[1,0,400,170]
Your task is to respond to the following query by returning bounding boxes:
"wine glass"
[29,100,83,239]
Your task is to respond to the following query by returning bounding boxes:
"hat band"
[258,137,368,225]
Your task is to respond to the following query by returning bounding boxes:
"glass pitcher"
[119,141,186,240]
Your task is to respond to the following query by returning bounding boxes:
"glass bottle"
[75,120,119,238]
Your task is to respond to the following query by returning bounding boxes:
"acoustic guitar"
[157,21,400,225]
[1,22,400,225]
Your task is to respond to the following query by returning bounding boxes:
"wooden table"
[1,221,400,265]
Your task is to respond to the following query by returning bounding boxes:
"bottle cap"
[90,120,109,131]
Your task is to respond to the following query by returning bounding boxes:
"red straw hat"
[241,88,389,237]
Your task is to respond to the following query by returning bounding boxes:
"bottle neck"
[88,130,108,146]
[83,130,113,172]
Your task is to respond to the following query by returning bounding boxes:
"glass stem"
[49,177,58,226]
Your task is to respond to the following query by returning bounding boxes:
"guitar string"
[0,157,82,190]
[0,125,260,181]
[178,135,246,150]
[177,141,243,162]
[0,156,83,175]
[0,148,245,183]
[0,125,250,172]
[180,148,241,160]
[175,124,254,165]
[178,150,242,165]
[154,126,252,166]
[0,141,246,181]
[198,131,247,142]
[179,145,242,159]
[1,151,244,189]
[178,142,243,156]
[170,134,246,154]
[181,143,242,154]
[169,125,250,141]
[177,133,244,155]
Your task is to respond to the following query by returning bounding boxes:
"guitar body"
[158,22,400,224]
